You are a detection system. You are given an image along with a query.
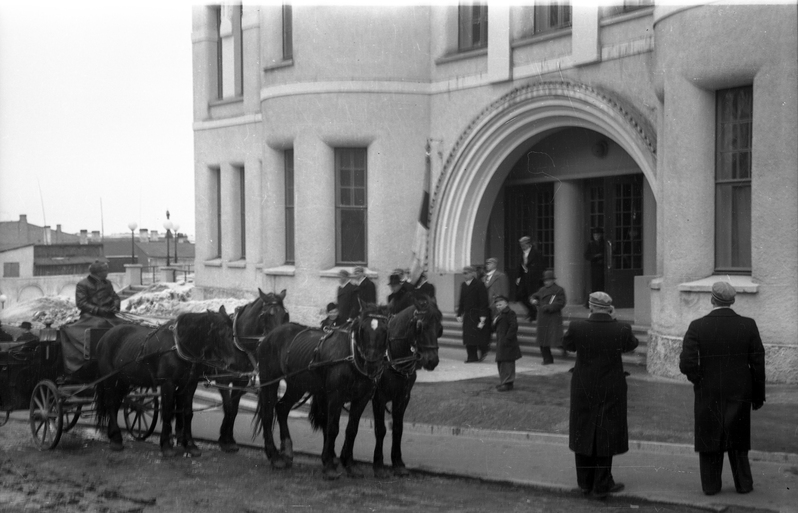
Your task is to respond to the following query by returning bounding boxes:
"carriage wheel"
[29,380,63,450]
[62,404,83,432]
[123,387,159,441]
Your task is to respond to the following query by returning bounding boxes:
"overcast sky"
[0,1,195,237]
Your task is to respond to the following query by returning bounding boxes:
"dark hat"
[591,227,604,234]
[389,274,402,286]
[20,321,32,330]
[493,294,508,302]
[542,269,556,280]
[711,281,736,305]
[588,291,613,310]
[89,260,109,274]
[326,302,338,313]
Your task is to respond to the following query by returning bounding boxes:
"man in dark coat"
[583,227,607,295]
[456,265,491,363]
[320,302,343,330]
[492,295,521,391]
[387,273,413,314]
[516,236,545,321]
[15,321,38,343]
[351,266,377,317]
[75,260,121,319]
[414,271,436,300]
[531,269,566,365]
[679,281,766,496]
[563,291,639,499]
[336,270,356,321]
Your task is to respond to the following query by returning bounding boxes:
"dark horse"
[372,294,442,478]
[95,307,236,456]
[254,303,389,480]
[217,289,289,453]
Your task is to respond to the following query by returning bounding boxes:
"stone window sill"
[263,59,294,72]
[203,259,223,268]
[227,260,247,269]
[677,275,759,294]
[263,265,296,277]
[319,266,377,279]
[435,47,488,66]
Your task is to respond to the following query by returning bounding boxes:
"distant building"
[0,214,79,245]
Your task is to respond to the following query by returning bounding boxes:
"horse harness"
[385,309,436,378]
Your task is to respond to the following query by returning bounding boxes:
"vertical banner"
[409,141,431,285]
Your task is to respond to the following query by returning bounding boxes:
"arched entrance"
[431,81,658,309]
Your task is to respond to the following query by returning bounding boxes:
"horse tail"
[95,381,108,429]
[308,391,327,432]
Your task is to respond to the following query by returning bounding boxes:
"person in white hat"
[679,281,766,496]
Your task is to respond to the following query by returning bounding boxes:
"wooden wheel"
[62,404,83,432]
[123,387,159,440]
[29,380,63,450]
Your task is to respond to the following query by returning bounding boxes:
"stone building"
[191,3,797,382]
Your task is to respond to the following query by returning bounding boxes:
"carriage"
[0,321,159,450]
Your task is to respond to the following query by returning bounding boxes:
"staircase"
[439,306,650,367]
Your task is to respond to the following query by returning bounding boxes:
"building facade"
[191,3,798,382]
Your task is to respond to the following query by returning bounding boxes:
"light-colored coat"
[484,270,509,314]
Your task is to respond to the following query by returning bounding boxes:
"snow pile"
[0,296,80,328]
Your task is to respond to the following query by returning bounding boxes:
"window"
[534,2,572,34]
[282,4,293,61]
[214,5,223,99]
[622,0,653,12]
[284,150,295,264]
[715,86,752,272]
[237,166,246,259]
[3,262,19,278]
[335,148,367,265]
[535,186,555,269]
[212,167,222,258]
[213,5,243,99]
[458,3,488,51]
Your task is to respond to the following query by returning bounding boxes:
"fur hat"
[89,260,109,274]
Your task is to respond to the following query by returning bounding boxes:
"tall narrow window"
[458,3,488,51]
[214,5,223,99]
[282,4,293,61]
[715,86,752,272]
[237,6,244,96]
[534,2,572,34]
[335,148,367,265]
[237,166,246,259]
[213,167,222,258]
[284,149,295,264]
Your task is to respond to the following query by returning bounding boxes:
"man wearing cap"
[516,236,544,322]
[563,291,639,500]
[484,257,509,317]
[491,295,521,391]
[583,227,607,295]
[456,266,491,363]
[350,266,376,318]
[16,321,38,343]
[531,269,566,365]
[679,281,766,496]
[336,269,356,322]
[75,260,121,319]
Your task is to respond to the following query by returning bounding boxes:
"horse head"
[196,305,237,369]
[410,293,441,371]
[257,288,289,334]
[351,302,390,380]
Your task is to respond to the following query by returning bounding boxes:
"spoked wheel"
[123,387,159,441]
[62,404,83,432]
[29,380,63,450]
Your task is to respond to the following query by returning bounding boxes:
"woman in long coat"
[456,266,491,363]
[563,292,639,498]
[531,269,566,364]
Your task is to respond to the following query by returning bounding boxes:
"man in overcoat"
[456,265,491,363]
[336,269,356,322]
[491,295,521,391]
[483,257,509,317]
[414,271,436,300]
[515,236,544,321]
[350,266,376,317]
[583,227,607,296]
[679,281,766,496]
[563,291,639,499]
[75,260,121,319]
[531,269,566,365]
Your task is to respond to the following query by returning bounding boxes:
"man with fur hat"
[563,291,639,499]
[75,260,120,319]
[679,281,766,496]
[530,269,566,365]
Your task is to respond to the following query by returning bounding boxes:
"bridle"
[386,308,439,376]
[350,312,390,382]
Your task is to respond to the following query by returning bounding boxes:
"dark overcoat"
[493,307,521,362]
[75,274,121,317]
[415,281,436,300]
[351,277,377,318]
[679,308,766,452]
[337,282,357,320]
[456,279,491,347]
[516,248,545,299]
[532,283,566,348]
[563,313,639,456]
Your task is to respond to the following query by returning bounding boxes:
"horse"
[372,294,442,478]
[217,289,289,453]
[254,303,390,480]
[95,307,237,457]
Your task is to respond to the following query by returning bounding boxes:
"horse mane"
[175,311,231,354]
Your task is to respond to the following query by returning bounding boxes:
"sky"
[0,1,195,238]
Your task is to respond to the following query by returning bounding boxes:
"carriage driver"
[76,260,121,319]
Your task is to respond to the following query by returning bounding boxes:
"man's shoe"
[464,360,477,363]
[496,384,513,392]
[541,360,553,365]
[608,483,624,493]
[703,489,720,496]
[736,487,753,494]
[478,350,489,362]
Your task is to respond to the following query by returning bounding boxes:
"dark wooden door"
[504,183,554,297]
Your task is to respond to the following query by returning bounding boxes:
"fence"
[138,265,194,286]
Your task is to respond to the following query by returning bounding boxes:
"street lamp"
[128,222,138,264]
[163,210,173,267]
[172,222,180,264]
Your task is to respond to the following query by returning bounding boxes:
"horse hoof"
[161,447,179,458]
[393,466,411,477]
[109,441,124,452]
[322,468,342,481]
[271,458,289,470]
[374,466,391,479]
[185,446,202,458]
[345,465,364,479]
[220,442,239,453]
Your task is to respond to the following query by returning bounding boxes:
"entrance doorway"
[503,183,554,298]
[585,174,643,308]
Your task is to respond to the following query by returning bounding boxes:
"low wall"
[0,273,127,307]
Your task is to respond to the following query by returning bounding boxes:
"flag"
[409,142,431,285]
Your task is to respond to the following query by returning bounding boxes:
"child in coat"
[492,295,522,391]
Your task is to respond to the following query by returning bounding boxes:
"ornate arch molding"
[430,80,658,273]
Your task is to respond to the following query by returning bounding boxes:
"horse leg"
[371,388,390,479]
[176,380,202,457]
[160,381,179,457]
[389,384,414,477]
[274,386,305,467]
[340,390,370,479]
[258,383,285,468]
[105,379,126,451]
[321,391,343,481]
[218,383,244,453]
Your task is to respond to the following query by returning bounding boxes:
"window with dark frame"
[237,6,244,97]
[534,2,572,34]
[458,3,488,51]
[3,262,20,278]
[214,5,223,99]
[335,148,367,265]
[213,167,222,258]
[284,149,295,264]
[715,86,753,273]
[282,4,293,61]
[237,166,246,259]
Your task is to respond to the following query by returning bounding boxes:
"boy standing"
[492,295,521,391]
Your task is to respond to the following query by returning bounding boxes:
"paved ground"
[192,347,798,513]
